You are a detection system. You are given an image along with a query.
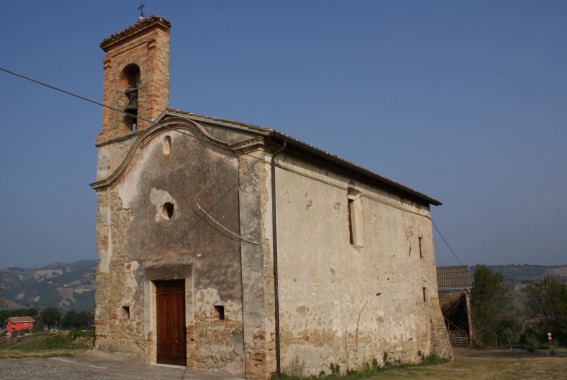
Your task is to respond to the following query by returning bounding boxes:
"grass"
[1,336,566,379]
[0,349,84,359]
[273,348,567,380]
[0,329,93,358]
[272,354,449,380]
[363,348,567,380]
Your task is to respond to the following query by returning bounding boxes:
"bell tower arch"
[98,16,171,143]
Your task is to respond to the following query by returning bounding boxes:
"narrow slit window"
[347,197,354,245]
[347,189,364,247]
[214,305,225,320]
[422,287,427,302]
[419,237,423,258]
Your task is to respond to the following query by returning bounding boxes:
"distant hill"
[1,261,565,313]
[0,259,96,312]
[483,264,567,283]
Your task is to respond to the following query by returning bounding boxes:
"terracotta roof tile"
[100,16,172,52]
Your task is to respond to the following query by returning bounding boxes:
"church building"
[91,16,452,379]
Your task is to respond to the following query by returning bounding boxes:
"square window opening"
[122,306,130,319]
[214,305,225,321]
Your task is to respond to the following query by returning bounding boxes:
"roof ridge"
[160,108,441,206]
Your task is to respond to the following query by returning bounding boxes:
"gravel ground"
[0,350,244,380]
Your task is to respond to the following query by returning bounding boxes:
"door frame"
[144,265,194,367]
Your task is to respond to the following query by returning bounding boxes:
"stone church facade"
[91,16,452,379]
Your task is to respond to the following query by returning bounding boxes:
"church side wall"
[274,153,452,376]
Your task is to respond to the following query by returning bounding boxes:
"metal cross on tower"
[138,3,145,19]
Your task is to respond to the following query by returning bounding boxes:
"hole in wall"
[214,305,225,320]
[162,202,174,219]
[122,306,130,319]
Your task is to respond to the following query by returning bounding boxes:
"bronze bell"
[124,87,138,117]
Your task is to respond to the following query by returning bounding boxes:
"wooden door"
[156,279,186,366]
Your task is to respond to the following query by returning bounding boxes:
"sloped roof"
[6,316,35,323]
[437,266,472,290]
[165,108,442,206]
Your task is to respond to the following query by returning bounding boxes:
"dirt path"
[0,350,243,380]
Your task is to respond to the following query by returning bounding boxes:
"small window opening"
[214,305,225,320]
[419,237,423,258]
[162,202,174,219]
[347,197,354,244]
[122,306,130,319]
[347,189,364,247]
[163,136,172,156]
[422,287,427,302]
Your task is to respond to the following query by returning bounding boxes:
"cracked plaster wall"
[94,128,246,376]
[273,153,452,376]
[94,123,451,379]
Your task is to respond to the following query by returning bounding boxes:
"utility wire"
[197,203,261,245]
[0,67,267,169]
[0,66,157,125]
[2,66,465,263]
[432,219,464,266]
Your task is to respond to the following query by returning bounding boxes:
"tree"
[62,310,94,329]
[41,307,62,329]
[471,265,519,347]
[522,275,567,345]
[62,310,77,328]
[0,285,5,307]
[74,311,94,329]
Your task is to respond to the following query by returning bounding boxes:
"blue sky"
[0,1,565,268]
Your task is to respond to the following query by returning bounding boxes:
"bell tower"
[98,16,171,144]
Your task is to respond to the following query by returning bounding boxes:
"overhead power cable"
[432,219,464,266]
[0,66,157,126]
[2,66,466,262]
[196,203,260,245]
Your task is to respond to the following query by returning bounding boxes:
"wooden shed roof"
[6,316,35,323]
[437,266,472,290]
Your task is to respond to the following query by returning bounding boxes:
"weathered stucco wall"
[94,125,246,376]
[94,121,451,379]
[238,152,277,380]
[273,153,452,376]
